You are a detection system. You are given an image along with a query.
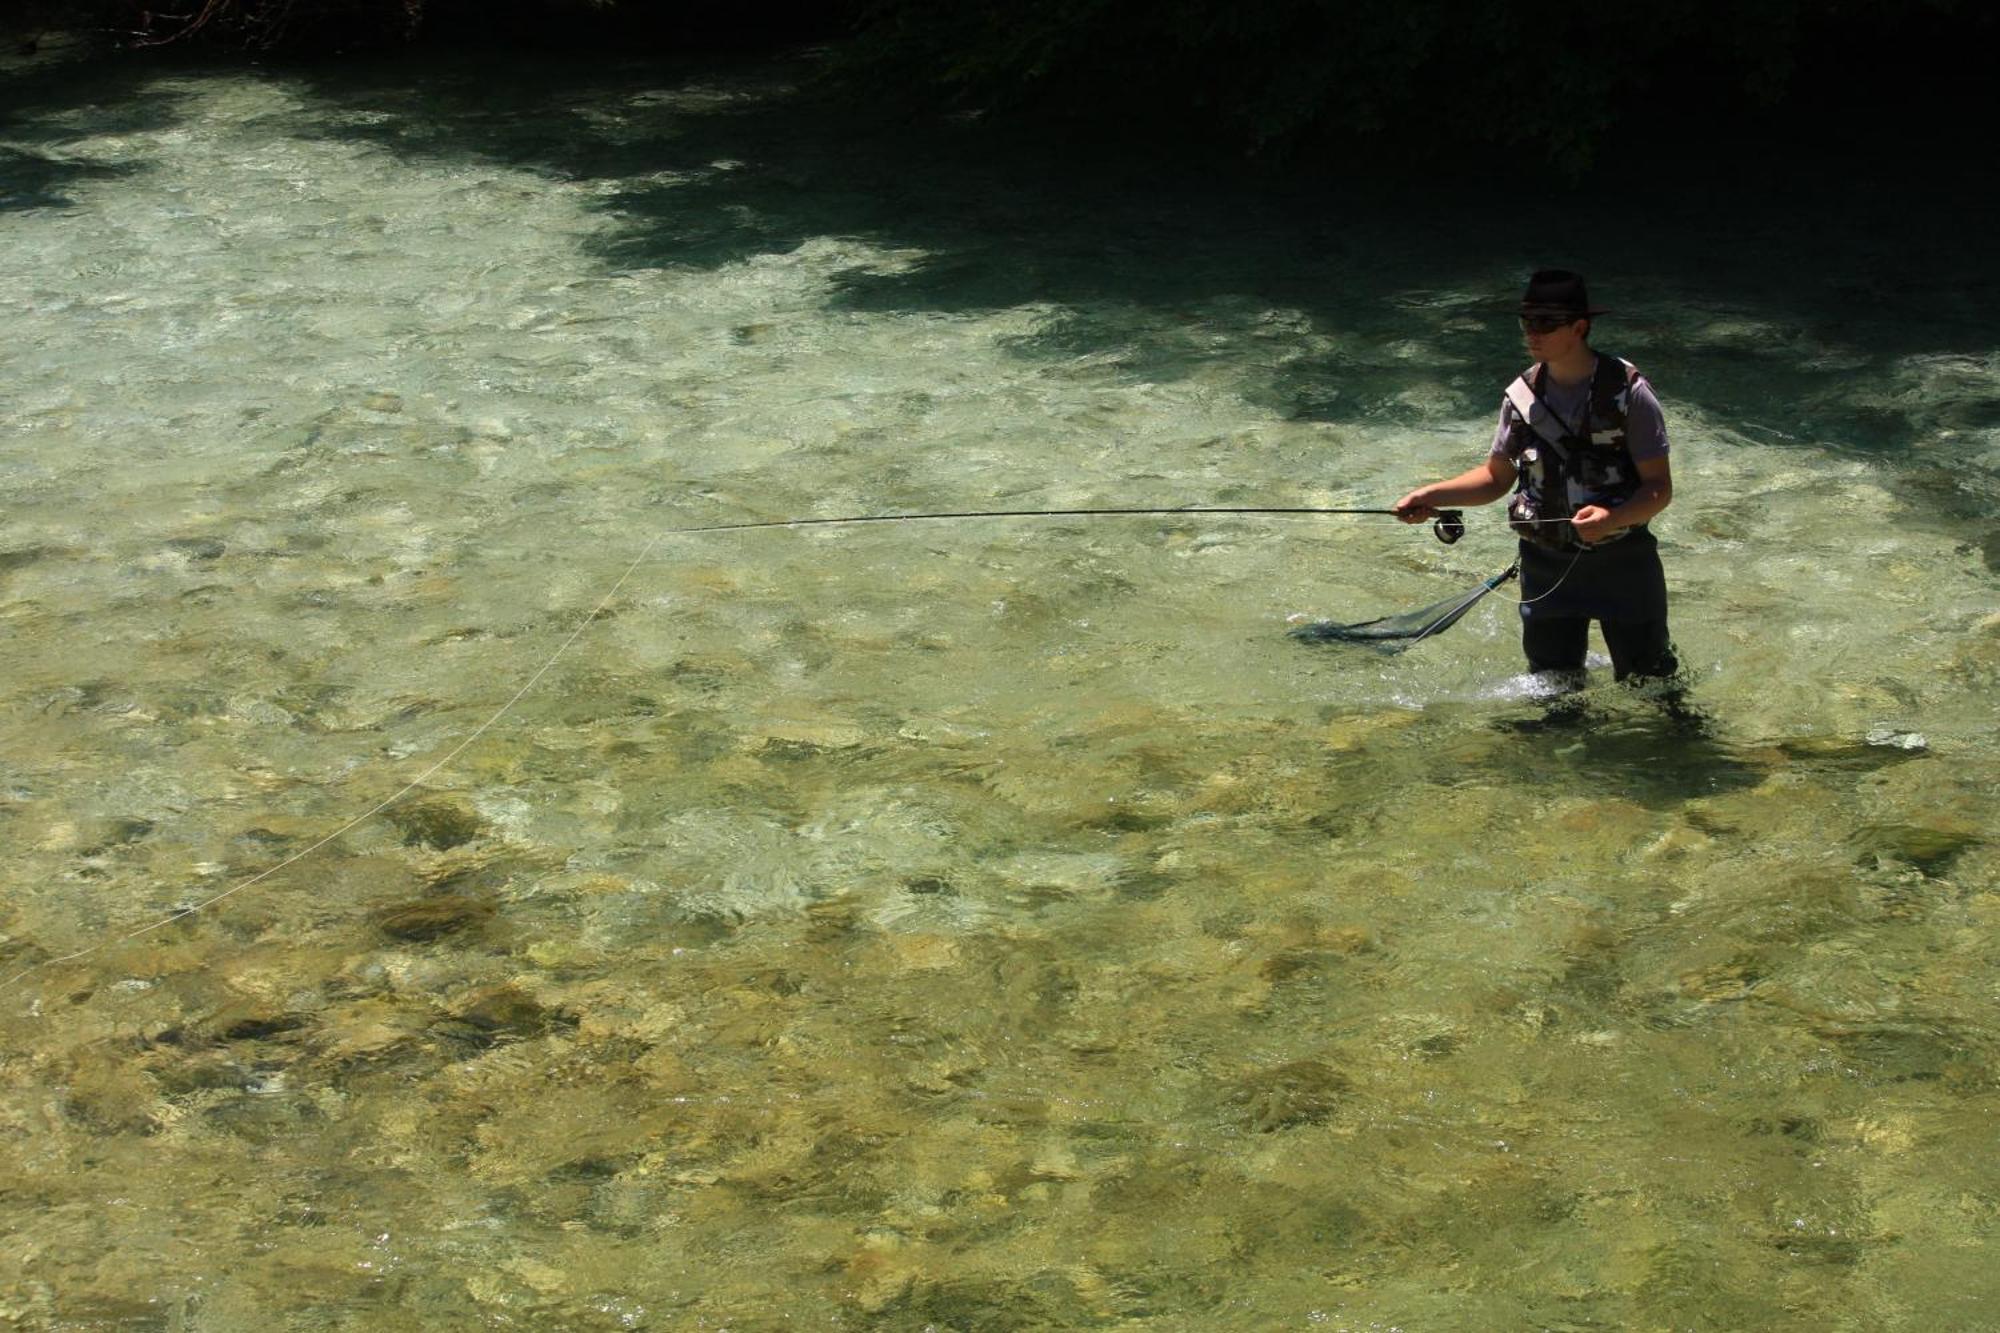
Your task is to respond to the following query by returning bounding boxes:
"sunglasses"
[1518,313,1581,334]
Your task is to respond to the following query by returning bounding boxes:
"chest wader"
[1501,354,1678,682]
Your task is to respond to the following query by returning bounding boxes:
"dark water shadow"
[1486,692,1948,809]
[0,143,137,209]
[0,57,193,210]
[1492,705,1770,808]
[270,53,1999,481]
[16,49,1988,551]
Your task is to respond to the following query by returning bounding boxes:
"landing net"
[1289,565,1519,650]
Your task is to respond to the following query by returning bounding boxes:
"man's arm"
[1393,453,1516,523]
[1572,454,1671,543]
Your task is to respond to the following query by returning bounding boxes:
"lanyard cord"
[1523,359,1594,443]
[1491,547,1586,605]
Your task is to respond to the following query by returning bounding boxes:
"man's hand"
[1395,458,1518,522]
[1570,504,1618,543]
[1393,488,1438,523]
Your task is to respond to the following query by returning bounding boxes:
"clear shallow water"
[2,52,1997,1331]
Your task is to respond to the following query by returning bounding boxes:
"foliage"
[9,0,1990,169]
[10,0,857,58]
[833,0,1992,167]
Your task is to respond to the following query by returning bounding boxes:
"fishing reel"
[1431,509,1465,545]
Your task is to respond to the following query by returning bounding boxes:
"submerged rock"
[420,846,549,897]
[1222,1058,1349,1132]
[148,1048,256,1096]
[198,997,310,1044]
[311,997,430,1066]
[387,797,484,850]
[373,895,494,942]
[62,1045,160,1133]
[1766,734,1931,773]
[450,984,555,1038]
[165,536,226,561]
[747,719,868,756]
[1851,822,1981,875]
[0,546,49,574]
[1678,959,1763,1002]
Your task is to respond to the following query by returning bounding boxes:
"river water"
[2,51,1996,1331]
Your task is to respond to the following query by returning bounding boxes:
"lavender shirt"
[1487,363,1669,462]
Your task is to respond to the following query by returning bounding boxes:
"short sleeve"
[1625,377,1669,461]
[1486,400,1512,459]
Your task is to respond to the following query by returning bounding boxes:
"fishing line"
[1,526,673,998]
[0,502,1552,999]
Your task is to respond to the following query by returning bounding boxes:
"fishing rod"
[673,502,1519,646]
[668,505,1470,545]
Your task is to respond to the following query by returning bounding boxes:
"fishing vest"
[1501,354,1644,554]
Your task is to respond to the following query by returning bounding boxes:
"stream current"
[3,52,1997,1331]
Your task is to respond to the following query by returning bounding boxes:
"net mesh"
[1289,565,1518,650]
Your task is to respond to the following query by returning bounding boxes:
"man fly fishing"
[1393,270,1680,684]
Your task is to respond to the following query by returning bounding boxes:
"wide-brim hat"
[1519,268,1610,318]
